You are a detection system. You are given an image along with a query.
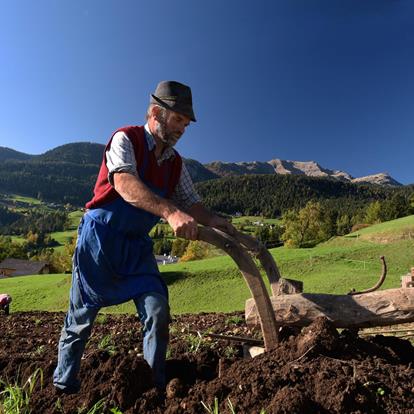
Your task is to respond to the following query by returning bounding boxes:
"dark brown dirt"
[0,311,413,413]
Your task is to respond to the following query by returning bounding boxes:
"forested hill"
[0,143,412,213]
[0,142,105,163]
[37,142,105,164]
[0,146,33,162]
[196,174,414,217]
[0,143,104,205]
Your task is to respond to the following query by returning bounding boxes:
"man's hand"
[166,210,198,240]
[186,203,237,236]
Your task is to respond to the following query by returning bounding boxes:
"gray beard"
[155,120,180,148]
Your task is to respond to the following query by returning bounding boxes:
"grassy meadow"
[1,215,413,315]
[49,210,83,252]
[8,194,43,205]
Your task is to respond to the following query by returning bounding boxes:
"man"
[53,80,235,394]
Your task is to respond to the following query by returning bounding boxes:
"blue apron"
[74,143,171,308]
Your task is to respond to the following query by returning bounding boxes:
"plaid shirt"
[106,124,201,209]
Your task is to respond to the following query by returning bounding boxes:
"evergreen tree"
[365,201,382,224]
[336,214,352,235]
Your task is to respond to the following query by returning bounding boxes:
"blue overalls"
[54,140,172,393]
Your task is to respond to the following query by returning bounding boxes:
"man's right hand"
[166,210,198,240]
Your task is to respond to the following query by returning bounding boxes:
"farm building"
[155,254,178,265]
[0,258,50,277]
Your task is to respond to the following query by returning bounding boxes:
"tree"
[409,192,414,214]
[180,240,210,262]
[336,214,352,236]
[153,238,172,255]
[0,236,26,261]
[364,201,382,224]
[380,193,410,221]
[254,225,270,244]
[254,224,283,247]
[170,238,189,257]
[281,201,329,248]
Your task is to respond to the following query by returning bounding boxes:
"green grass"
[67,210,84,228]
[9,235,26,244]
[49,210,83,251]
[49,230,77,248]
[0,273,71,311]
[347,215,414,241]
[0,368,43,413]
[1,216,413,315]
[8,194,42,205]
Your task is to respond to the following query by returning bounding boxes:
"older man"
[53,80,235,394]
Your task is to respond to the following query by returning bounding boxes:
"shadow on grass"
[162,271,190,286]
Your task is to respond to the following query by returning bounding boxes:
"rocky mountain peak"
[351,173,401,187]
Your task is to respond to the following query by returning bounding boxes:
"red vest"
[86,126,182,209]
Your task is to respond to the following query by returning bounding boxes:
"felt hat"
[150,80,196,122]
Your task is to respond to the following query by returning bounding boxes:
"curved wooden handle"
[230,230,282,296]
[348,256,387,295]
[197,227,279,349]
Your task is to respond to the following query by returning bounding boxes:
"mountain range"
[0,143,403,187]
[191,159,402,187]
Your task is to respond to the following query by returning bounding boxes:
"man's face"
[154,108,191,148]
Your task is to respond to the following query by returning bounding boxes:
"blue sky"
[1,0,413,184]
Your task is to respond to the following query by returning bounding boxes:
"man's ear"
[152,105,162,121]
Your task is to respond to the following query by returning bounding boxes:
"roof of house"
[0,258,49,276]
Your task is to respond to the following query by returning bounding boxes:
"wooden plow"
[197,227,414,353]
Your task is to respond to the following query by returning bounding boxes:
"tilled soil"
[0,311,413,413]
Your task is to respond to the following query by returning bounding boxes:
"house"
[155,254,178,265]
[0,258,50,278]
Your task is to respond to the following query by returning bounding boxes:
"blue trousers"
[53,275,170,393]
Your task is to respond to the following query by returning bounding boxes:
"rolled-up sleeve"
[106,131,138,186]
[171,163,201,209]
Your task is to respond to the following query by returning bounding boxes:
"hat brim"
[151,94,196,122]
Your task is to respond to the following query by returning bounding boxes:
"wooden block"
[246,288,414,328]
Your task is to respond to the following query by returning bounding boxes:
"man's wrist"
[163,204,179,221]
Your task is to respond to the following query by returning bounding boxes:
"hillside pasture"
[347,214,414,243]
[7,193,42,205]
[1,216,413,315]
[48,210,83,251]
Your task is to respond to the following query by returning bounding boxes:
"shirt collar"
[144,123,176,162]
